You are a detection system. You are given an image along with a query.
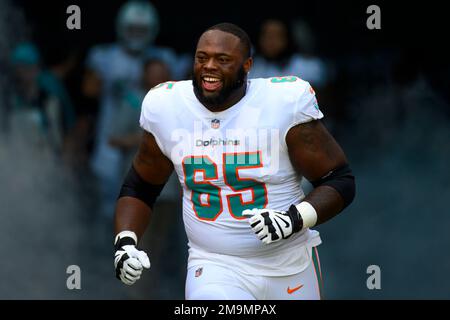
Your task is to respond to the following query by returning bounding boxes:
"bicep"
[286,120,348,181]
[133,131,174,184]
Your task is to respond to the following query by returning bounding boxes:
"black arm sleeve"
[118,165,165,210]
[310,164,356,209]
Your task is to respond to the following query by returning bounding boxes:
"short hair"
[204,22,253,58]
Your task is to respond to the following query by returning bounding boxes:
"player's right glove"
[114,231,151,285]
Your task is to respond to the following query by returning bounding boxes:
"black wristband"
[288,204,303,233]
[114,236,136,251]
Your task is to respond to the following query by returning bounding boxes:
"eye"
[196,55,207,63]
[218,56,230,63]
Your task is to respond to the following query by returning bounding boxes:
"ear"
[243,57,253,74]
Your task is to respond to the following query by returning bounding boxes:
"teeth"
[203,77,220,82]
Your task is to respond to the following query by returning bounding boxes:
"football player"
[113,23,355,300]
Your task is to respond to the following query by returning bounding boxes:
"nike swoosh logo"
[287,284,304,294]
[278,215,290,228]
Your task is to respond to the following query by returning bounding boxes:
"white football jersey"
[140,76,324,276]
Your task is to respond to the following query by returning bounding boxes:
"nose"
[204,57,218,70]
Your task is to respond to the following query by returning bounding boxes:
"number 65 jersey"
[140,77,324,276]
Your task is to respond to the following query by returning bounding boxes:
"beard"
[192,65,247,109]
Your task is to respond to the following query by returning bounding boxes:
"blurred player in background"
[251,18,329,89]
[83,1,180,218]
[108,58,172,176]
[113,23,355,300]
[7,42,74,156]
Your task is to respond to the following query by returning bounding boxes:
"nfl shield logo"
[211,119,220,129]
[195,267,203,277]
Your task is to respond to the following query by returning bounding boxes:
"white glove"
[114,231,151,285]
[242,205,302,245]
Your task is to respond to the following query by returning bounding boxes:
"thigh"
[265,246,324,300]
[185,264,256,300]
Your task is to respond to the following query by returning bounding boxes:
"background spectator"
[8,42,73,156]
[250,18,329,89]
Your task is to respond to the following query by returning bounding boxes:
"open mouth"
[202,76,222,92]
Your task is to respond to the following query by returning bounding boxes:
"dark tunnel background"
[0,0,449,299]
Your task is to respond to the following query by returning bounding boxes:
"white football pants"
[185,246,324,300]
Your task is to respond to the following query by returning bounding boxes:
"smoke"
[321,72,450,298]
[0,0,130,299]
[1,135,80,297]
[0,108,133,298]
[0,1,185,299]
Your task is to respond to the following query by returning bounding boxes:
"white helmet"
[116,1,160,52]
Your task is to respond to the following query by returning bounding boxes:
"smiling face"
[193,29,252,111]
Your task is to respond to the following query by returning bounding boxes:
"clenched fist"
[114,231,151,285]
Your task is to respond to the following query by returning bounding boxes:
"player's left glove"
[242,205,303,244]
